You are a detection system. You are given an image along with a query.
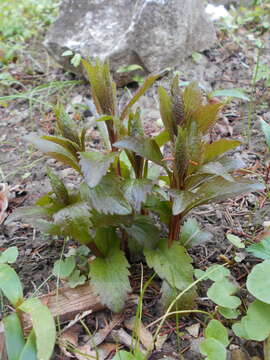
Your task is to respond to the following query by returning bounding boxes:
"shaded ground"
[1,4,270,359]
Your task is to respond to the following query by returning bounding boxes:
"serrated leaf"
[232,300,270,341]
[123,179,153,212]
[67,269,86,288]
[205,320,229,346]
[120,74,160,121]
[203,139,242,163]
[210,88,250,101]
[90,243,131,312]
[180,218,212,247]
[53,202,92,244]
[52,256,76,279]
[124,215,160,250]
[261,118,270,150]
[114,136,164,167]
[81,176,132,215]
[0,246,18,264]
[207,277,241,309]
[0,264,23,307]
[246,260,270,304]
[200,338,226,360]
[47,168,69,205]
[24,134,80,172]
[3,313,25,360]
[19,298,56,360]
[6,205,52,224]
[227,234,245,248]
[218,306,239,319]
[144,239,194,291]
[246,236,270,259]
[80,151,117,188]
[19,330,37,360]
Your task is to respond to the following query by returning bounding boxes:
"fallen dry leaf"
[124,316,154,352]
[186,323,200,338]
[0,183,9,224]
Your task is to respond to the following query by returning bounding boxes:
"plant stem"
[87,242,103,258]
[168,214,182,247]
[264,334,270,360]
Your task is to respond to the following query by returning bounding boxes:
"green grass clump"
[0,0,59,64]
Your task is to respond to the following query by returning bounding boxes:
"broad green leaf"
[94,227,118,256]
[192,102,223,134]
[3,313,25,360]
[207,277,241,309]
[90,243,131,312]
[171,190,195,215]
[114,136,164,167]
[260,118,270,150]
[205,320,229,346]
[158,86,175,141]
[0,246,18,264]
[200,338,226,360]
[0,264,23,307]
[198,162,234,182]
[35,219,62,236]
[123,179,153,212]
[113,350,145,360]
[209,88,250,101]
[246,236,270,260]
[47,168,69,205]
[6,206,51,224]
[42,135,79,157]
[82,59,117,116]
[203,139,242,163]
[54,104,81,146]
[145,196,171,225]
[81,176,132,215]
[194,265,230,282]
[80,151,117,188]
[67,269,86,288]
[218,307,239,319]
[246,260,270,304]
[154,129,170,147]
[183,82,203,123]
[232,300,270,341]
[120,74,160,121]
[159,279,197,311]
[53,202,92,244]
[117,64,143,73]
[19,298,56,360]
[52,256,76,279]
[144,239,194,291]
[180,218,212,247]
[226,234,245,248]
[194,177,264,207]
[19,330,37,360]
[124,215,160,250]
[24,134,80,172]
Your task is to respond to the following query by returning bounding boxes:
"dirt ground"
[1,8,270,359]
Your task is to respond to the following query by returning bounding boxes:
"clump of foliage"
[0,246,56,360]
[0,0,59,65]
[10,59,263,313]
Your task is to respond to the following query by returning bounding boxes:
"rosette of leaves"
[0,247,56,360]
[9,59,264,312]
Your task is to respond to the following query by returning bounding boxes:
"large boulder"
[44,0,216,85]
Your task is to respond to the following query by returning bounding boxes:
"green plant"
[0,247,56,360]
[9,59,264,313]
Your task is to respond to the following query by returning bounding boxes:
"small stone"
[186,323,200,338]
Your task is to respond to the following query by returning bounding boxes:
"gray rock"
[44,0,216,85]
